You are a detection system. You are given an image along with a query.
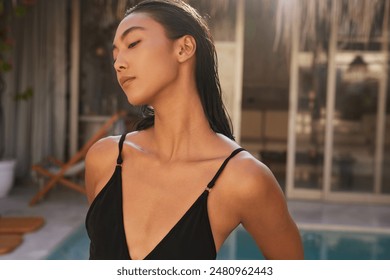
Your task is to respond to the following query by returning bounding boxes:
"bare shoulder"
[227,151,282,204]
[214,134,283,204]
[229,153,288,227]
[85,135,122,203]
[85,135,121,170]
[226,151,304,259]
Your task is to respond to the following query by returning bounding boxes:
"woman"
[85,0,303,260]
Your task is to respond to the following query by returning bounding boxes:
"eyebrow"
[112,26,146,50]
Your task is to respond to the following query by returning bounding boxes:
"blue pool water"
[46,225,390,260]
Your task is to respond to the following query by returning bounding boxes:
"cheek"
[121,43,178,104]
[147,40,177,75]
[155,49,178,76]
[141,49,178,88]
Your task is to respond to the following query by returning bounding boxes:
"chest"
[121,159,211,230]
[119,158,239,258]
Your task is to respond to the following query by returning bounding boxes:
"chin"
[124,92,150,107]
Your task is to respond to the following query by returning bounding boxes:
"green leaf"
[14,5,27,17]
[0,41,12,52]
[14,87,34,101]
[0,60,12,72]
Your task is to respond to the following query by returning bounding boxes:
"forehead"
[113,12,166,42]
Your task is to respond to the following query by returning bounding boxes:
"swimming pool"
[45,224,390,260]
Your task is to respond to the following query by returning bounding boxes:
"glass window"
[382,72,390,194]
[331,54,380,193]
[294,60,327,190]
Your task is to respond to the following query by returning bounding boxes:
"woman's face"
[112,13,179,106]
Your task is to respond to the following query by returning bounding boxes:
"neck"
[148,81,216,162]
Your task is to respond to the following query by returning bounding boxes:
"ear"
[176,35,196,63]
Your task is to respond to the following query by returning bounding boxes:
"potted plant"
[0,1,35,197]
[0,78,16,197]
[0,4,14,197]
[0,57,17,197]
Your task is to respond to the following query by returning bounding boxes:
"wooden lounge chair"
[29,111,127,206]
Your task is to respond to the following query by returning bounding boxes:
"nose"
[113,55,128,72]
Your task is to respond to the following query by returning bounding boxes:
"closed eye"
[112,40,140,65]
[128,40,141,49]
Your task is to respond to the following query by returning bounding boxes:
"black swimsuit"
[85,134,245,260]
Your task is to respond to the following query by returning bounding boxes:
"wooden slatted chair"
[29,111,127,206]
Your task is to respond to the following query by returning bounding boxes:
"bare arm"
[236,159,304,259]
[85,136,119,204]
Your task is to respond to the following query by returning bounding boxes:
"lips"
[119,76,135,87]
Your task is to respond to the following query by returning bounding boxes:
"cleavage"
[121,173,209,260]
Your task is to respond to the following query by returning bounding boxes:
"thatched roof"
[92,0,388,53]
[96,0,233,22]
[270,0,387,52]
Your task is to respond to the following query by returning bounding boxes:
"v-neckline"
[115,140,244,260]
[120,175,209,260]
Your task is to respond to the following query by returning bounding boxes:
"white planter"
[0,159,16,197]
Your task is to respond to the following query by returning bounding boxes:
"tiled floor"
[1,182,390,259]
[0,183,89,260]
[288,200,390,233]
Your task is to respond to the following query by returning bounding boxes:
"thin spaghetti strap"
[116,134,127,166]
[206,148,245,190]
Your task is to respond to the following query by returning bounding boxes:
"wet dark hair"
[126,0,234,140]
